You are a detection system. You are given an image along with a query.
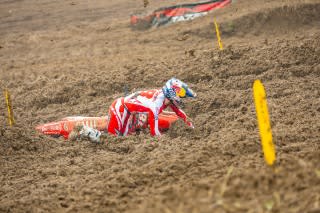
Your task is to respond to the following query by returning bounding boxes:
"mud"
[0,0,320,212]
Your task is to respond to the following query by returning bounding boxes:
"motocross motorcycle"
[36,111,179,140]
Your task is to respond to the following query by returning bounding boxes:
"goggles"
[177,87,186,98]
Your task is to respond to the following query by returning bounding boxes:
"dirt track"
[0,0,320,212]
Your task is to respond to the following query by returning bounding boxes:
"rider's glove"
[185,116,194,129]
[186,121,194,129]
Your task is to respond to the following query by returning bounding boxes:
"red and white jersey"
[108,89,188,136]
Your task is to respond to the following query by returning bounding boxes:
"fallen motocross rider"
[68,78,196,143]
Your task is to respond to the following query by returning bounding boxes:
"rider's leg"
[122,102,157,135]
[107,98,124,136]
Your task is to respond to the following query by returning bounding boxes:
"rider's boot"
[69,125,102,143]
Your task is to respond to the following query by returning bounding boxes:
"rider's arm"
[169,104,194,128]
[169,104,187,122]
[148,108,162,136]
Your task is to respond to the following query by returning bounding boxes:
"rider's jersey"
[122,89,188,136]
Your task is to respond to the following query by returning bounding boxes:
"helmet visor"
[186,88,196,98]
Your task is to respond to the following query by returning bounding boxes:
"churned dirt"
[0,0,320,212]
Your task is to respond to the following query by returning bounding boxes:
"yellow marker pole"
[4,89,15,126]
[214,18,224,50]
[253,80,276,166]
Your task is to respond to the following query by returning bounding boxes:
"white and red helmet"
[162,78,196,106]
